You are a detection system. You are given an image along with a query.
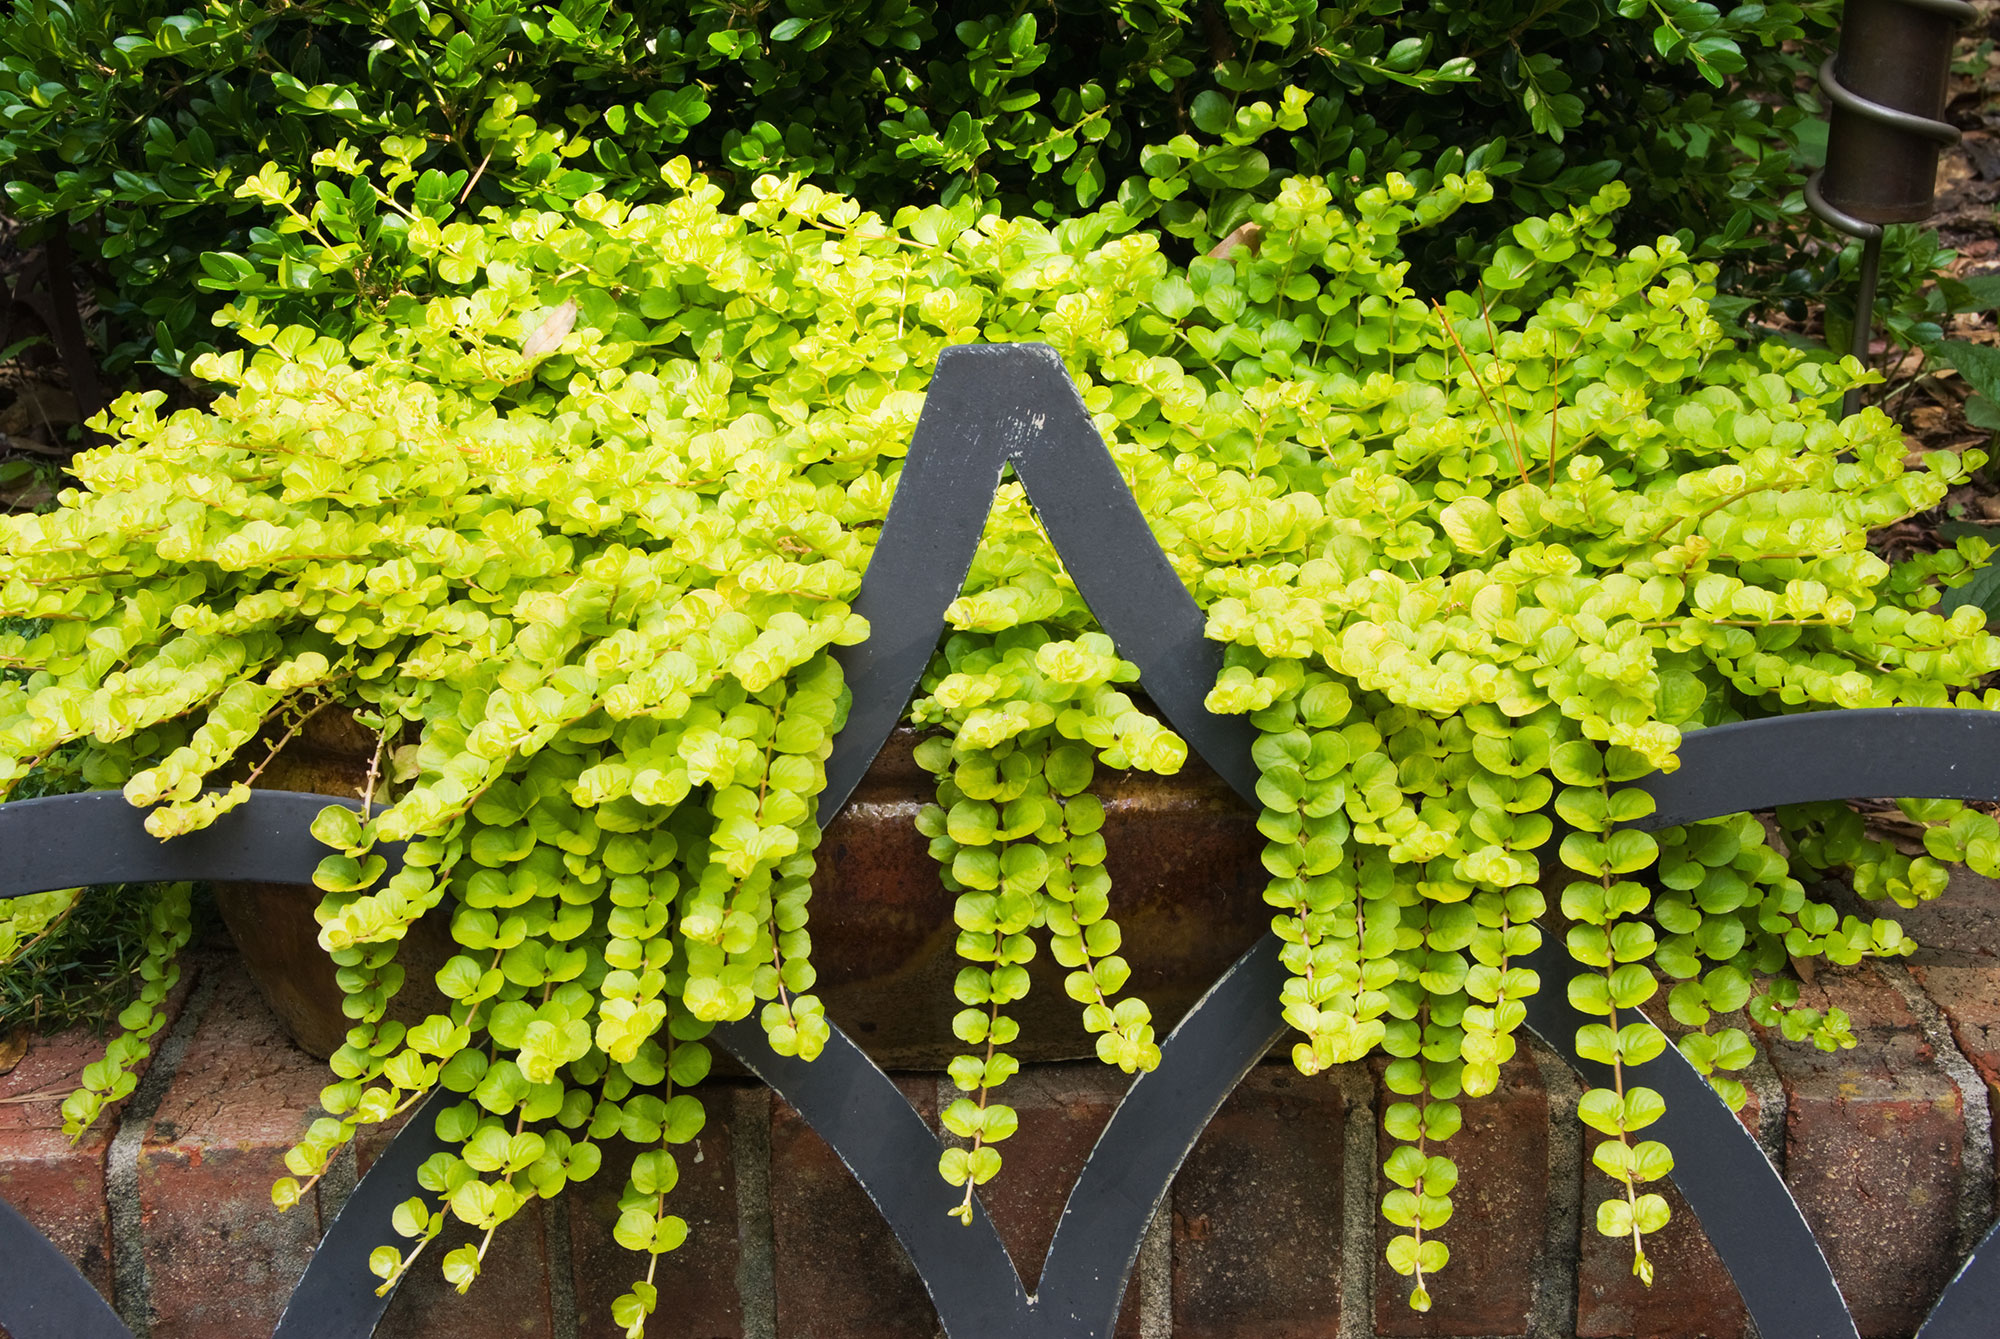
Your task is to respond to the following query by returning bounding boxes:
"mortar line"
[1743,1035,1788,1175]
[314,1140,358,1223]
[934,1071,964,1337]
[545,1190,578,1339]
[1879,959,1996,1264]
[106,966,219,1339]
[1528,1041,1583,1339]
[733,1085,777,1339]
[1137,1195,1172,1339]
[1738,1029,1779,1339]
[1336,1064,1376,1339]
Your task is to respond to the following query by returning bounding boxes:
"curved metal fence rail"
[1,343,1997,1339]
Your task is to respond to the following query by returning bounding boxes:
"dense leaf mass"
[0,0,1834,378]
[3,165,1997,1323]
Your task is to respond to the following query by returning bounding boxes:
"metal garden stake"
[1807,0,1973,416]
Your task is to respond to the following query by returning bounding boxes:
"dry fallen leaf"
[522,298,578,359]
[0,384,80,438]
[1939,152,1979,195]
[0,1029,28,1077]
[1206,222,1263,261]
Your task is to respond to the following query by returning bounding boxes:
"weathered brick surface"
[375,1204,555,1339]
[351,1103,556,1339]
[1896,866,2000,1098]
[1374,1055,1548,1337]
[0,950,202,1310]
[769,1075,938,1339]
[138,963,328,1339]
[1173,1066,1344,1339]
[1575,1175,1751,1339]
[570,1086,748,1339]
[0,1027,121,1303]
[970,1063,1144,1338]
[1574,1038,1761,1339]
[1760,962,1966,1339]
[807,737,1269,1068]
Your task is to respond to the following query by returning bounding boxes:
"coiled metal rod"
[1806,0,1972,415]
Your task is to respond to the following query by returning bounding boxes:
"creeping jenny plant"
[4,158,2000,1325]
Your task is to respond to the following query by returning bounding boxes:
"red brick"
[0,1028,119,1303]
[769,1074,937,1339]
[800,733,1268,1068]
[374,1203,553,1339]
[1906,955,2000,1094]
[1575,1030,1762,1338]
[1761,963,1964,1339]
[1173,1064,1344,1339]
[1897,866,2000,1092]
[570,1085,747,1339]
[239,723,1272,1071]
[350,1094,554,1339]
[1576,1174,1751,1339]
[138,964,329,1339]
[22,910,2000,1339]
[971,1062,1142,1338]
[0,951,204,1309]
[1375,1054,1547,1336]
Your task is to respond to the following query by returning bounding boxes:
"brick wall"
[6,865,2000,1339]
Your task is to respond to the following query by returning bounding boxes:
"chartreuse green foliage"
[910,629,1179,1213]
[0,880,178,1045]
[1,158,1997,1322]
[0,636,188,1063]
[0,0,1840,382]
[0,888,77,965]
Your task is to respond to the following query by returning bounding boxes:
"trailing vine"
[2,155,1998,1326]
[911,627,1175,1209]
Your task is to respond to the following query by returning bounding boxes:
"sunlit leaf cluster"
[2,158,1996,1322]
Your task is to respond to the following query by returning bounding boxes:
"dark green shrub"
[1,0,1838,384]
